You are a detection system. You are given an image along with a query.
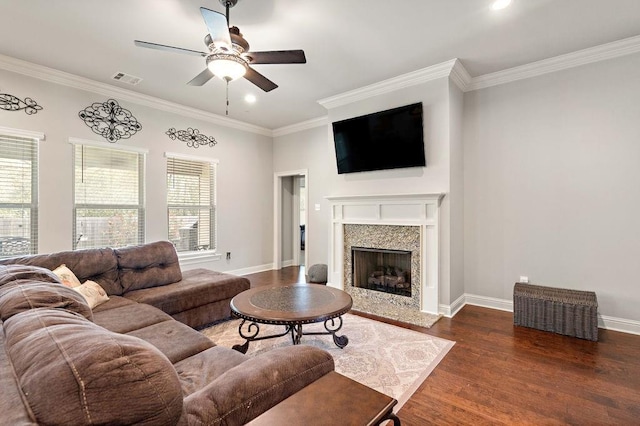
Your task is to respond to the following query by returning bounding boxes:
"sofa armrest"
[181,345,334,426]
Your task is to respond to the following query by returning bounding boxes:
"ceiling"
[1,0,640,130]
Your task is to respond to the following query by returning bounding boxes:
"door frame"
[274,169,308,270]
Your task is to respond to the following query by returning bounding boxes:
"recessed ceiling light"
[492,0,512,10]
[244,94,256,104]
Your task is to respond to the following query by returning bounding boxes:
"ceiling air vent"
[111,72,142,86]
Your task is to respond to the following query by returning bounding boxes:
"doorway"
[273,170,308,270]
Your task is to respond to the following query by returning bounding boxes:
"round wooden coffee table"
[229,284,353,354]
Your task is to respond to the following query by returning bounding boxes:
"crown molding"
[272,116,328,137]
[468,34,640,92]
[449,59,472,92]
[318,59,459,110]
[0,54,272,137]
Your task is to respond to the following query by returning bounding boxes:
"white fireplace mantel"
[325,193,445,314]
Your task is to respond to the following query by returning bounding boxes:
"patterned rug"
[201,313,454,409]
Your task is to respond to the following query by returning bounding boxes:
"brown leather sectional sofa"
[0,242,335,425]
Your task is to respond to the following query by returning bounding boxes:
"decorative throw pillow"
[73,280,109,309]
[52,264,81,288]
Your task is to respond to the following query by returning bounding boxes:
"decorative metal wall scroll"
[166,127,217,149]
[78,99,142,143]
[0,91,43,115]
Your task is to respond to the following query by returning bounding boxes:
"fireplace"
[326,193,444,315]
[352,247,412,297]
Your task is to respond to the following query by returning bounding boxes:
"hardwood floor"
[243,266,640,425]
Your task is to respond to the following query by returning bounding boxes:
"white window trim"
[0,126,45,141]
[69,137,149,154]
[164,151,219,164]
[178,250,222,265]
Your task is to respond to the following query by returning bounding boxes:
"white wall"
[0,68,274,272]
[463,52,640,322]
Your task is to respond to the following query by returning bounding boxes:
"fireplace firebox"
[351,247,412,297]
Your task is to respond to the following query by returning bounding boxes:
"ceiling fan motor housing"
[219,0,239,7]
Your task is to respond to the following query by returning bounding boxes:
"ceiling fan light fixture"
[207,53,247,81]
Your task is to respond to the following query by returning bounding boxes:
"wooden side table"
[246,371,400,425]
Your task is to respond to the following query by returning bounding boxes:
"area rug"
[201,314,454,409]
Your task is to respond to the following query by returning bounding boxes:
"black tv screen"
[332,102,425,174]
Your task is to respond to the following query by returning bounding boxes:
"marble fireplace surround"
[326,193,444,315]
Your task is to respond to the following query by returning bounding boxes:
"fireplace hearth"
[352,247,411,297]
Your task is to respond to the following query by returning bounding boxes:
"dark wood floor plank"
[242,267,640,425]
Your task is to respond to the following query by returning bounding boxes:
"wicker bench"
[513,283,598,341]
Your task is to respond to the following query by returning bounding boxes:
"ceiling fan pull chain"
[225,78,230,116]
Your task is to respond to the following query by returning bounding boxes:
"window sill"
[178,250,222,266]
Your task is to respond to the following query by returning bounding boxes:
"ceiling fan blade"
[200,7,232,51]
[134,40,207,57]
[245,50,306,65]
[244,67,278,92]
[187,69,215,86]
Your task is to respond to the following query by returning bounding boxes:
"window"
[73,141,145,250]
[166,154,217,253]
[0,128,41,257]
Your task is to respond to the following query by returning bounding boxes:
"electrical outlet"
[226,252,231,260]
[519,276,529,283]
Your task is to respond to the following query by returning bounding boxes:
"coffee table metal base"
[232,316,349,354]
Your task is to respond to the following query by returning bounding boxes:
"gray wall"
[0,67,274,272]
[273,126,332,269]
[463,52,640,322]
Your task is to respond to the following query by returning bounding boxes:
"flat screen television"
[332,102,425,174]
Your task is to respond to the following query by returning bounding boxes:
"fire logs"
[367,266,410,289]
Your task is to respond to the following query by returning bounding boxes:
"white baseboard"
[439,293,466,318]
[464,293,514,312]
[228,263,274,276]
[599,315,640,336]
[440,293,640,336]
[281,259,294,268]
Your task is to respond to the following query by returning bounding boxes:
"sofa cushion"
[174,346,248,396]
[0,266,92,321]
[0,281,93,322]
[0,249,122,295]
[183,345,334,425]
[126,320,215,363]
[0,264,60,286]
[91,294,137,312]
[124,268,250,315]
[4,309,183,425]
[115,241,182,292]
[0,322,36,425]
[92,303,174,334]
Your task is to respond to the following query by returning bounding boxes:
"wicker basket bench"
[513,282,598,341]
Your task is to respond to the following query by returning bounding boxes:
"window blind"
[0,133,38,257]
[166,156,216,252]
[73,144,145,250]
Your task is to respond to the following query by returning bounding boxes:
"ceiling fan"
[134,0,306,93]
